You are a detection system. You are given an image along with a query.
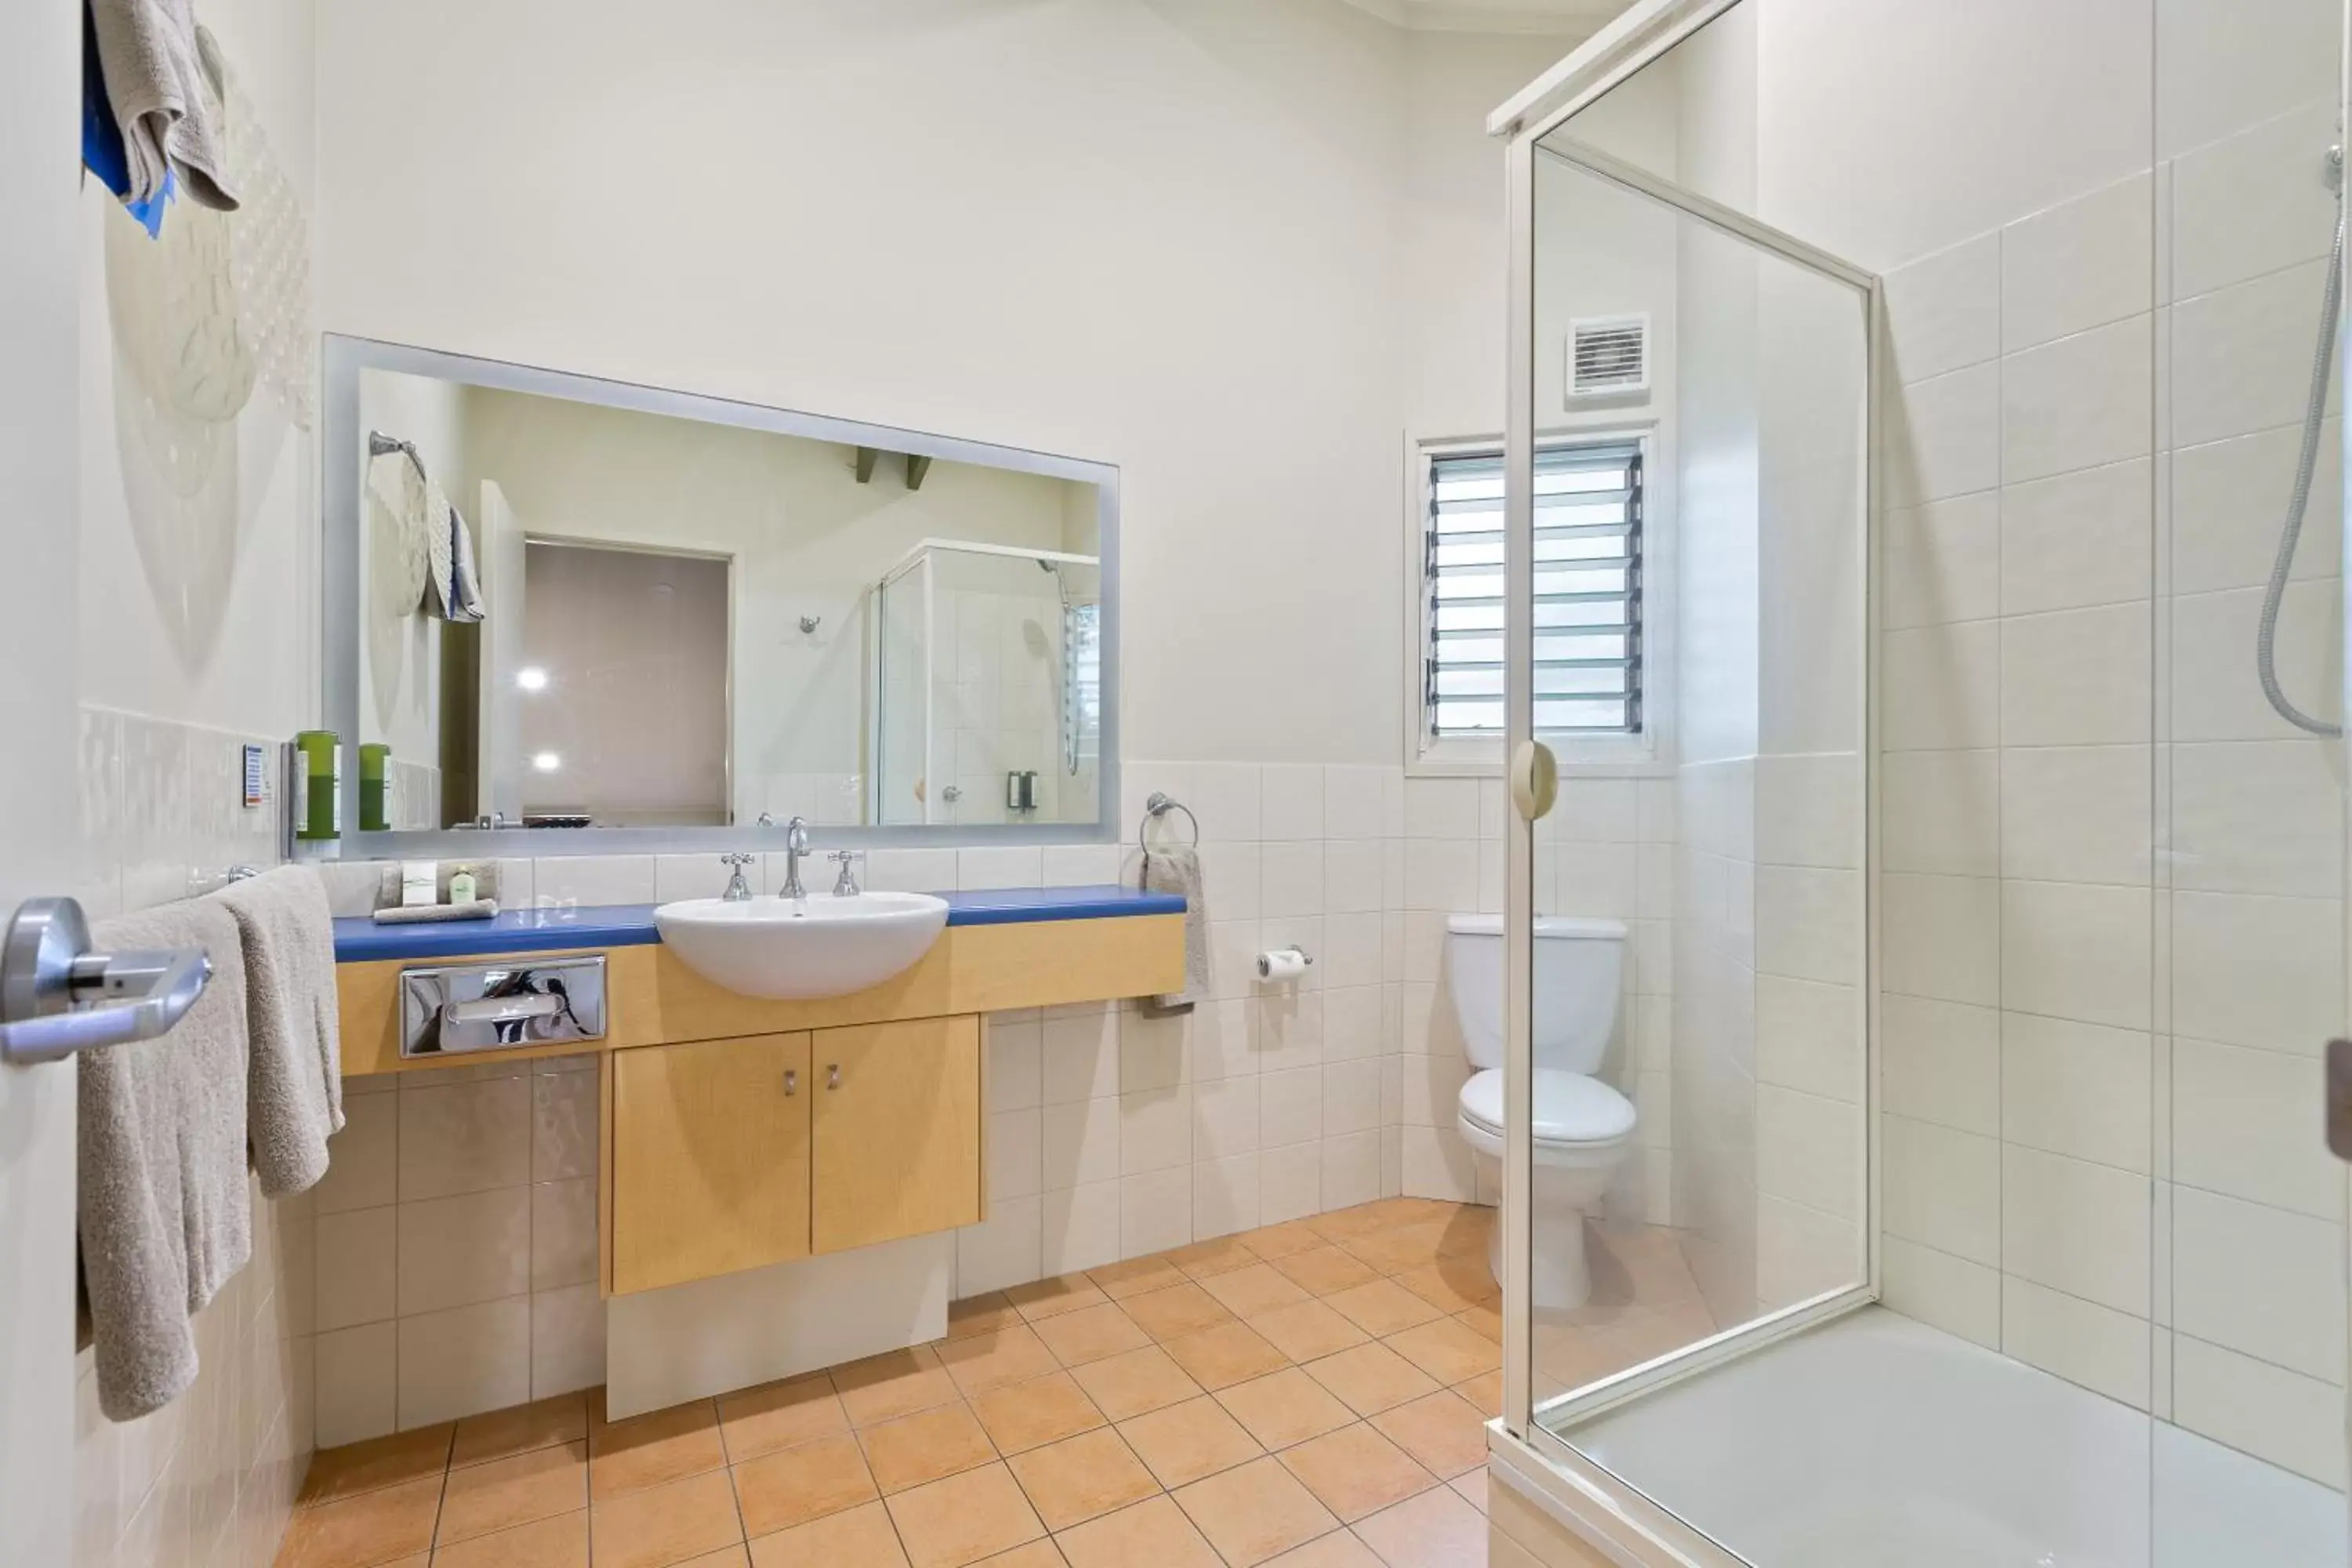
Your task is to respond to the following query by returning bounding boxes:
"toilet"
[1446,913,1636,1310]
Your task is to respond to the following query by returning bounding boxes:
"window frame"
[1403,423,1673,779]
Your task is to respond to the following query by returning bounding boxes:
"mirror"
[324,337,1119,851]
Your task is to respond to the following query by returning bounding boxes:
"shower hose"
[2255,190,2347,738]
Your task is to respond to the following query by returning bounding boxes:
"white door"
[477,479,528,824]
[0,1,94,1561]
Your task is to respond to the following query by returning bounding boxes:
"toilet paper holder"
[1256,946,1315,980]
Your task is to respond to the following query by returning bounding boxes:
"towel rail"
[367,429,428,482]
[0,898,213,1065]
[1138,791,1199,848]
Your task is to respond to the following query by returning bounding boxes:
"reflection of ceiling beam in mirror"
[905,455,931,492]
[854,446,878,484]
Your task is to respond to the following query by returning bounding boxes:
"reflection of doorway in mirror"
[515,540,732,827]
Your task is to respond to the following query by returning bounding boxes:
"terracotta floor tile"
[1390,1261,1501,1316]
[1454,1304,1503,1341]
[748,1500,910,1568]
[1004,1274,1112,1321]
[437,1439,588,1544]
[1212,1369,1356,1451]
[1051,1495,1222,1568]
[1171,1455,1341,1566]
[884,1461,1047,1567]
[971,1371,1107,1454]
[732,1432,879,1534]
[1029,1302,1151,1368]
[1086,1254,1189,1301]
[679,1549,753,1567]
[1160,1320,1290,1390]
[949,1292,1023,1339]
[862,1403,1001,1494]
[1301,1344,1441,1417]
[1200,1263,1314,1319]
[1117,1280,1236,1341]
[1066,1345,1203,1422]
[1116,1395,1264,1489]
[1339,1225,1452,1276]
[1248,1300,1370,1363]
[976,1542,1069,1566]
[1269,1246,1380,1298]
[1351,1483,1485,1568]
[1367,1391,1488,1479]
[1383,1317,1503,1385]
[1275,1425,1437,1523]
[717,1373,849,1461]
[591,1469,744,1568]
[1236,1220,1327,1261]
[1432,1207,1494,1261]
[1004,1428,1160,1531]
[590,1399,728,1500]
[274,1476,443,1568]
[296,1425,454,1507]
[938,1326,1065,1397]
[429,1510,590,1568]
[1452,1371,1502,1419]
[1305,1203,1393,1242]
[834,1345,966,1427]
[452,1393,590,1469]
[1322,1279,1445,1338]
[1262,1530,1385,1566]
[1449,1470,1487,1514]
[1167,1237,1259,1279]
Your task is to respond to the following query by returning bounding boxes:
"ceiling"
[1335,0,1634,34]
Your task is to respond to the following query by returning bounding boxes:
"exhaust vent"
[1568,314,1649,401]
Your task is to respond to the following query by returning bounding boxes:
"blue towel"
[82,2,172,237]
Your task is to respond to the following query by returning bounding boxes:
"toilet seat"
[1457,1068,1635,1146]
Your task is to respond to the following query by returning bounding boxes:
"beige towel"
[78,902,252,1421]
[88,2,239,211]
[1139,845,1207,1015]
[212,866,343,1196]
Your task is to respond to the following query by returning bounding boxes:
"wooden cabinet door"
[610,1031,811,1294]
[810,1015,983,1254]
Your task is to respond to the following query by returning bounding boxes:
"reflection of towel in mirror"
[1138,845,1206,1016]
[212,867,343,1197]
[87,0,238,211]
[423,487,488,623]
[78,900,252,1421]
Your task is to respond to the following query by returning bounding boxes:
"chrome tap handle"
[718,852,755,902]
[829,851,862,898]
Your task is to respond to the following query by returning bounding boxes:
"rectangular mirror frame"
[320,334,1122,858]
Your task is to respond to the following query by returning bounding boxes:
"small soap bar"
[401,860,439,907]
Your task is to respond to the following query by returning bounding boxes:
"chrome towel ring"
[1139,791,1200,848]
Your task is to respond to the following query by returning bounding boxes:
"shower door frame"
[1491,3,1886,1558]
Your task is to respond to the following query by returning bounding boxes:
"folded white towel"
[212,866,343,1197]
[1138,845,1207,1015]
[88,1,239,211]
[78,901,252,1421]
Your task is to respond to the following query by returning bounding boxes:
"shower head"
[1036,558,1058,575]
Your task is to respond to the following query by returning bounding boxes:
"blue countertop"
[333,884,1186,964]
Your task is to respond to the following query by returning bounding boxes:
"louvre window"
[1422,440,1643,739]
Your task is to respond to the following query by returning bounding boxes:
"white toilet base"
[1465,1140,1621,1313]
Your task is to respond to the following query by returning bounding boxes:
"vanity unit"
[332,885,1183,1415]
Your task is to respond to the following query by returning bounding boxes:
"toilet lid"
[1459,1068,1635,1145]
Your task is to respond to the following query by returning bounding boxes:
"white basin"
[654,891,951,1000]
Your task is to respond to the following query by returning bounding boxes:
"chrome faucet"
[779,816,811,898]
[719,852,755,902]
[829,850,862,898]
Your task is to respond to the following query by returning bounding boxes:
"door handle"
[0,898,214,1066]
[441,993,566,1029]
[784,1069,797,1096]
[827,1063,841,1091]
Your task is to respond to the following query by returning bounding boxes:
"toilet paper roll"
[1257,948,1312,982]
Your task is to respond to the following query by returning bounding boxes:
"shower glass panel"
[872,541,1102,828]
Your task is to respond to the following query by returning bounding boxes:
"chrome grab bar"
[0,898,213,1067]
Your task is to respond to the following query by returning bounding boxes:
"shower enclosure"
[1489,1,2352,1563]
[873,539,1102,827]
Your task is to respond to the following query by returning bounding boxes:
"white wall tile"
[2171,1334,2345,1488]
[2172,1037,2341,1220]
[1883,232,2001,384]
[1754,978,1860,1102]
[313,1323,397,1448]
[2172,103,2339,298]
[1196,843,1261,920]
[1882,874,2001,1007]
[1403,778,1480,840]
[958,846,1044,890]
[532,855,655,907]
[1755,1087,1860,1219]
[314,1093,397,1214]
[1884,493,2001,632]
[531,1069,597,1183]
[989,1017,1044,1111]
[2171,890,2342,1053]
[989,1109,1044,1200]
[1260,1066,1323,1149]
[2002,314,2154,485]
[2001,1012,2153,1173]
[1258,764,1325,841]
[2001,880,2153,1030]
[1042,1098,1120,1188]
[1887,361,2001,507]
[1042,844,1122,886]
[1041,1007,1120,1103]
[1882,621,2000,751]
[866,847,958,893]
[530,1179,598,1292]
[1120,1170,1192,1256]
[1119,1089,1192,1176]
[1192,1156,1260,1240]
[2172,260,2340,447]
[1882,1115,2001,1265]
[1322,1060,1382,1138]
[2171,419,2343,594]
[1258,1143,1323,1224]
[1319,1133,1382,1213]
[2171,583,2342,742]
[1323,765,1387,843]
[2001,172,2153,352]
[1754,753,1860,870]
[2171,1185,2346,1381]
[397,1076,532,1201]
[396,1190,532,1317]
[314,1209,397,1333]
[2170,740,2344,897]
[1555,779,1639,842]
[2002,1145,2151,1315]
[1188,763,1261,843]
[654,853,741,902]
[1193,1076,1260,1163]
[396,1299,532,1430]
[2002,1276,2152,1408]
[1999,746,2153,885]
[1882,994,2001,1136]
[1999,459,2153,616]
[1882,751,1998,877]
[958,1195,1043,1296]
[531,1284,606,1399]
[1260,841,1326,918]
[2001,601,2154,748]
[1041,1183,1121,1276]
[1882,1236,2000,1348]
[1753,866,1860,986]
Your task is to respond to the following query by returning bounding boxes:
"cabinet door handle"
[826,1063,841,1091]
[783,1069,797,1095]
